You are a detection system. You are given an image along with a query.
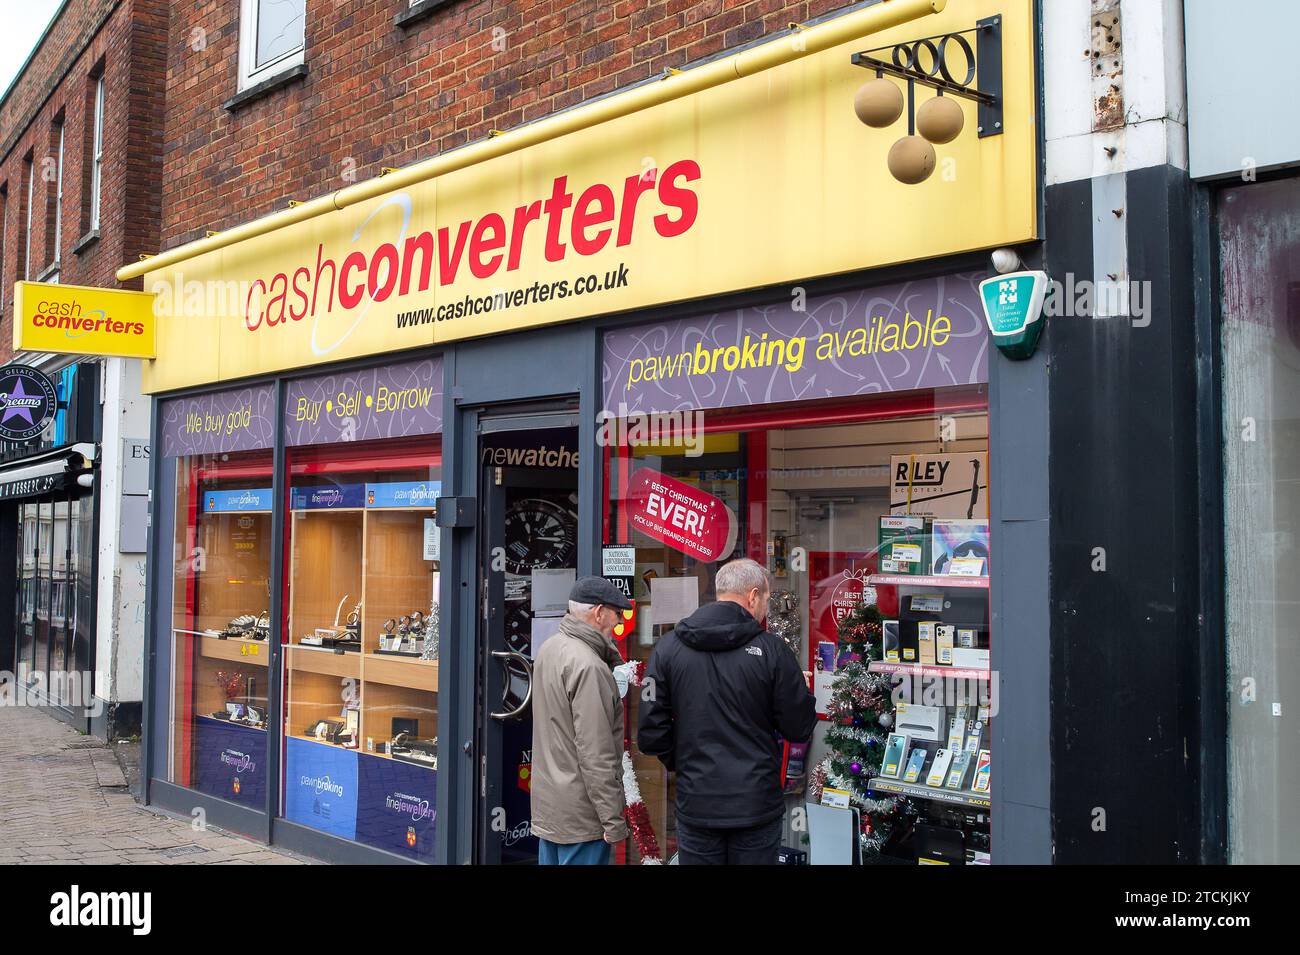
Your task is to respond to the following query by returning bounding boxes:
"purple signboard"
[285,356,442,447]
[160,383,275,458]
[602,273,988,416]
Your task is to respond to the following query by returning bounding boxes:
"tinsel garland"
[621,750,663,864]
[617,661,663,865]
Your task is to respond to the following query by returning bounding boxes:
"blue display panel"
[203,488,273,512]
[193,716,267,807]
[290,484,366,509]
[283,737,359,840]
[364,481,441,509]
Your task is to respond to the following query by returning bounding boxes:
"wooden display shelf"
[197,633,270,666]
[289,732,359,751]
[285,643,361,679]
[362,653,438,692]
[360,745,437,765]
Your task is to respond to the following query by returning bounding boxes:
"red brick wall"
[0,0,168,363]
[159,0,858,249]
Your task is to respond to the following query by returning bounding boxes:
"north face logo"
[745,646,763,657]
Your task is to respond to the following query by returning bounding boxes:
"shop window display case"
[168,450,274,808]
[606,393,993,865]
[281,438,441,859]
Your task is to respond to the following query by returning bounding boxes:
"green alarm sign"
[979,270,1048,360]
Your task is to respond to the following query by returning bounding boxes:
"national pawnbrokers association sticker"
[0,365,58,442]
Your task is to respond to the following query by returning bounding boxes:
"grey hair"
[568,600,598,616]
[714,558,771,597]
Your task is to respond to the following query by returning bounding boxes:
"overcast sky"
[0,0,66,106]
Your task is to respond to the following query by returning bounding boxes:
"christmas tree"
[811,601,915,858]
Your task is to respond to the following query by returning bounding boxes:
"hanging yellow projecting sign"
[12,281,156,359]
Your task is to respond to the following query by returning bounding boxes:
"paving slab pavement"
[0,705,310,865]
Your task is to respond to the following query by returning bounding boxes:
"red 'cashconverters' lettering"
[243,160,701,331]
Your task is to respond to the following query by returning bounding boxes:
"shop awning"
[0,442,96,501]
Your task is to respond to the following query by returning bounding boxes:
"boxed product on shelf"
[930,519,991,576]
[882,619,901,662]
[902,745,929,783]
[917,621,938,665]
[951,647,990,669]
[894,702,944,741]
[925,748,954,787]
[936,624,955,665]
[946,716,965,752]
[879,733,909,778]
[972,750,992,793]
[945,750,973,789]
[878,516,927,575]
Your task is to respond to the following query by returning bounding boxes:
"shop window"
[15,504,39,681]
[237,0,306,92]
[606,396,993,864]
[168,448,275,807]
[281,436,441,860]
[1219,176,1300,863]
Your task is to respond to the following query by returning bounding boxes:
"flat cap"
[568,575,633,610]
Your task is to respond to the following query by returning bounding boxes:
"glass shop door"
[474,416,581,865]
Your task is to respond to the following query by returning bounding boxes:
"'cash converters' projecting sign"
[12,281,156,359]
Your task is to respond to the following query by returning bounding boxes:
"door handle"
[489,649,533,721]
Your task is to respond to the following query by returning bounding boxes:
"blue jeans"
[538,837,610,865]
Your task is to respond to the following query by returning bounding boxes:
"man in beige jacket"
[531,576,631,865]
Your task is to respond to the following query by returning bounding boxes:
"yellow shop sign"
[12,282,156,359]
[126,0,1037,393]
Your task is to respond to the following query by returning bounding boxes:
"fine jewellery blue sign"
[978,270,1048,360]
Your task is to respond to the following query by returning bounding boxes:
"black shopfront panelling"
[1046,165,1202,864]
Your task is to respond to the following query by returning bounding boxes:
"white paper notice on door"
[649,576,699,626]
[531,615,564,656]
[531,568,575,616]
[423,518,440,561]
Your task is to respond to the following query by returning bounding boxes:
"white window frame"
[237,0,306,92]
[1,188,7,310]
[52,122,64,268]
[89,75,104,231]
[24,158,34,280]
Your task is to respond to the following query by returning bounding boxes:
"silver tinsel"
[767,590,801,657]
[421,600,440,661]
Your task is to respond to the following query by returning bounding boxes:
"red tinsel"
[624,799,662,863]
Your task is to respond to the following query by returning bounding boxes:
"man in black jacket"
[637,558,816,864]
